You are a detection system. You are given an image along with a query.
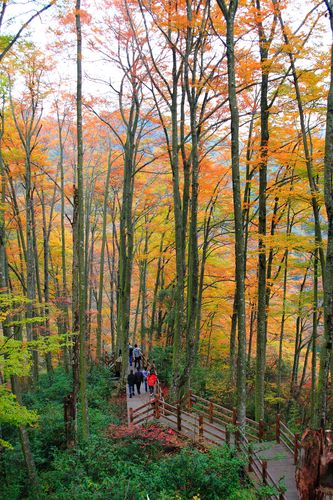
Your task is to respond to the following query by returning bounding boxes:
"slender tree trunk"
[216,0,247,424]
[316,0,333,428]
[290,265,310,399]
[149,230,166,353]
[0,95,6,291]
[57,107,70,372]
[277,249,288,403]
[247,302,256,370]
[311,248,318,426]
[140,222,149,351]
[254,0,274,421]
[276,3,325,276]
[75,0,89,439]
[96,148,112,361]
[40,191,53,377]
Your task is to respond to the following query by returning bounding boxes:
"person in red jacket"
[147,370,157,395]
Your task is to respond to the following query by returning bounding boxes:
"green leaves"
[0,387,39,448]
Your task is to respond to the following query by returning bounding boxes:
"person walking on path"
[127,370,135,398]
[133,344,142,369]
[142,366,148,393]
[128,343,133,367]
[134,367,144,395]
[147,370,157,396]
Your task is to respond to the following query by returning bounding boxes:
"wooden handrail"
[240,431,286,500]
[129,387,288,499]
[280,420,295,439]
[132,401,153,414]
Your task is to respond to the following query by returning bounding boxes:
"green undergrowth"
[0,364,257,500]
[38,437,252,499]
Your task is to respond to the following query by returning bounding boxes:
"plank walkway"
[126,370,298,499]
[253,441,298,499]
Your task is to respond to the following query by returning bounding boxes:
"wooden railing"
[129,395,285,499]
[129,400,155,425]
[276,414,300,465]
[187,391,298,461]
[128,388,296,497]
[238,431,286,500]
[188,391,264,443]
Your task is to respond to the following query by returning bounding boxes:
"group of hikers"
[127,343,158,398]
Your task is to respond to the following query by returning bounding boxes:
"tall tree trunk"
[149,229,166,353]
[40,190,53,377]
[311,248,318,426]
[140,221,149,352]
[75,0,89,439]
[216,0,247,424]
[96,148,112,361]
[254,0,275,422]
[316,0,333,428]
[0,95,6,292]
[56,105,70,372]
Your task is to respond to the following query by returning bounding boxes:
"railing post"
[209,401,214,423]
[294,433,300,465]
[232,407,237,425]
[129,408,133,424]
[188,390,193,410]
[177,404,181,431]
[235,421,241,451]
[276,413,281,443]
[262,460,267,485]
[155,396,160,419]
[259,419,265,442]
[248,446,253,472]
[226,430,230,445]
[199,415,204,441]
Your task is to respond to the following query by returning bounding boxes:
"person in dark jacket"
[134,368,144,395]
[128,343,133,367]
[127,370,135,398]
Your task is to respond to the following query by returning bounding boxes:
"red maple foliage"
[106,423,186,450]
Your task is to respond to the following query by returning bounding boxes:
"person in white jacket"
[133,344,142,369]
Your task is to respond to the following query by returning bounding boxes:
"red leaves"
[106,423,185,449]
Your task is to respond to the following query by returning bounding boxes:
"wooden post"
[199,415,204,441]
[248,447,253,472]
[177,404,181,431]
[235,421,240,451]
[129,408,134,424]
[226,430,230,445]
[209,401,214,423]
[262,460,267,485]
[276,413,281,443]
[232,407,237,425]
[155,396,160,419]
[188,390,193,410]
[259,419,265,442]
[294,433,299,465]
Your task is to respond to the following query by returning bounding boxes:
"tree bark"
[96,147,112,361]
[75,0,89,439]
[216,0,247,424]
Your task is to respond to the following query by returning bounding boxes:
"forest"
[1,0,333,498]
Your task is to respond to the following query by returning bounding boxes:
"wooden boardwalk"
[126,374,298,499]
[253,441,298,500]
